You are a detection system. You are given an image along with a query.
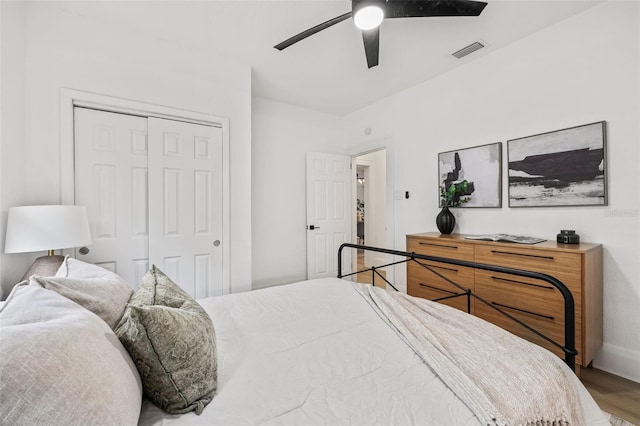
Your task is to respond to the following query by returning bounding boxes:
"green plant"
[440,180,471,208]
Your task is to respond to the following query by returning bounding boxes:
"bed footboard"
[337,243,577,372]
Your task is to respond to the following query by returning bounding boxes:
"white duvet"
[138,278,608,426]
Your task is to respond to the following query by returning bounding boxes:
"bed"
[0,245,609,426]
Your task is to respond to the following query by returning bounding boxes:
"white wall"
[344,2,639,381]
[0,2,253,295]
[251,97,343,289]
[0,1,31,297]
[358,150,386,266]
[356,167,365,201]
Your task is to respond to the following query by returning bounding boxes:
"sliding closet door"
[74,108,224,297]
[148,118,224,298]
[74,107,150,285]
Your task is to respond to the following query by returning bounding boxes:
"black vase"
[436,206,456,234]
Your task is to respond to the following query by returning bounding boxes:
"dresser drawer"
[407,237,474,261]
[407,235,474,312]
[474,269,583,364]
[473,303,570,362]
[474,245,582,291]
[408,261,473,293]
[407,280,471,313]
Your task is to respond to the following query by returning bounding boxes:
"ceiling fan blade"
[385,0,487,19]
[274,12,352,50]
[362,27,380,69]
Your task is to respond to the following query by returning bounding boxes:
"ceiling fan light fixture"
[353,5,384,30]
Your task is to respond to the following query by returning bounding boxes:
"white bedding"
[138,278,608,426]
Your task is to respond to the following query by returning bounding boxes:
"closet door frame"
[59,88,231,294]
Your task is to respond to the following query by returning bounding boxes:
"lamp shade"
[4,205,92,254]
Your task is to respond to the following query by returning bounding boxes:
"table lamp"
[4,205,92,280]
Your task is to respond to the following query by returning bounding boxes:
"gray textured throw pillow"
[30,257,133,329]
[115,266,217,415]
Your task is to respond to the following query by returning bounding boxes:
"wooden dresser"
[406,232,603,372]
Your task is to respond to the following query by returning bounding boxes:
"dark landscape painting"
[439,142,502,207]
[507,121,606,207]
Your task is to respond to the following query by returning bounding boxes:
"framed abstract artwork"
[438,142,502,208]
[507,121,607,207]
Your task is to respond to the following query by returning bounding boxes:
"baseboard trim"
[593,343,640,383]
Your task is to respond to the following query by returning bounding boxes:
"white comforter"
[138,278,608,426]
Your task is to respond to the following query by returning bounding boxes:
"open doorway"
[354,150,386,286]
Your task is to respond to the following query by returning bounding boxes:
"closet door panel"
[74,107,149,286]
[148,117,224,298]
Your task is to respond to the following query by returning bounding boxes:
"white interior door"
[306,152,352,279]
[74,107,150,286]
[148,118,224,298]
[74,108,224,297]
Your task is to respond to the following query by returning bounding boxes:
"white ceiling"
[53,0,601,116]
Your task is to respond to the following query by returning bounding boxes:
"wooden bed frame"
[337,243,578,371]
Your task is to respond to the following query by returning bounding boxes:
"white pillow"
[0,283,142,425]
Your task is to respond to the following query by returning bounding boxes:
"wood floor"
[356,249,386,287]
[580,367,640,425]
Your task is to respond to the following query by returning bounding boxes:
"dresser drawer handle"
[428,264,459,273]
[491,276,555,290]
[419,283,457,295]
[490,250,554,260]
[491,302,555,320]
[419,242,458,250]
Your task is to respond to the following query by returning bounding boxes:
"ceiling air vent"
[452,41,485,59]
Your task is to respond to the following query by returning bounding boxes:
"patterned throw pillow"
[115,266,217,415]
[126,263,193,308]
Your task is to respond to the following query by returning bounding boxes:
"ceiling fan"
[274,0,488,69]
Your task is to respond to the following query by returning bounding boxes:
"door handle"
[307,225,320,230]
[79,247,90,255]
